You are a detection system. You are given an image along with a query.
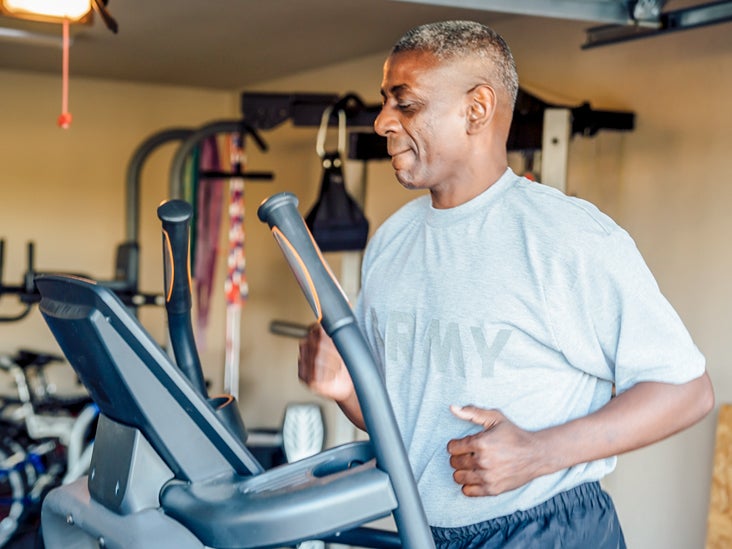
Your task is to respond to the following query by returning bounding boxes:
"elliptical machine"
[34,194,434,548]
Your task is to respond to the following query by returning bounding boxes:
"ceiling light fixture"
[0,0,118,129]
[0,0,93,24]
[0,0,93,129]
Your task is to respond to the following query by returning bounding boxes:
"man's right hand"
[298,324,365,429]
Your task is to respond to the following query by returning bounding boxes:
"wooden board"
[707,404,732,548]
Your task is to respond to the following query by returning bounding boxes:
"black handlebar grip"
[256,193,354,336]
[157,200,194,315]
[157,199,207,397]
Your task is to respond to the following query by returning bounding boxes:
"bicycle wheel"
[0,439,28,547]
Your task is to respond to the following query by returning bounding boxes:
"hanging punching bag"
[305,151,369,252]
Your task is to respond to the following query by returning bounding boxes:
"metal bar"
[392,0,632,24]
[241,92,381,129]
[125,128,194,242]
[168,121,243,199]
[241,92,339,130]
[583,0,732,48]
[541,108,571,192]
[670,0,732,29]
[257,193,435,549]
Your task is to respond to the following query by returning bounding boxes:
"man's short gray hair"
[392,20,519,106]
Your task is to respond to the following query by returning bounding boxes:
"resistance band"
[223,133,248,400]
[194,136,225,347]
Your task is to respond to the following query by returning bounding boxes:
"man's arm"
[448,372,714,496]
[298,324,366,431]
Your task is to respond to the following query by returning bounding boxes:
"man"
[298,20,713,548]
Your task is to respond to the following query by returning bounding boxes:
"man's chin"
[394,170,417,190]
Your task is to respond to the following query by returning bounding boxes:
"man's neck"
[430,161,507,209]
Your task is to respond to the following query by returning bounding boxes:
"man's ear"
[466,84,497,134]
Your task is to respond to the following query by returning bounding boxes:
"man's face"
[374,50,475,193]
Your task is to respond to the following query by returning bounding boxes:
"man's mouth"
[389,148,411,158]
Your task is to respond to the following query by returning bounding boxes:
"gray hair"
[392,20,519,105]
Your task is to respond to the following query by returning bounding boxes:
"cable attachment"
[315,104,347,166]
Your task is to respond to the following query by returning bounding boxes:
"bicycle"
[0,350,98,548]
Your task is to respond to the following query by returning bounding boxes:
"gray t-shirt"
[355,168,705,527]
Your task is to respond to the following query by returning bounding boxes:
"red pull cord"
[57,18,72,129]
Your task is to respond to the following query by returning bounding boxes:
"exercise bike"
[34,194,434,548]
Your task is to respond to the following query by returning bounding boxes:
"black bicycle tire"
[0,438,28,547]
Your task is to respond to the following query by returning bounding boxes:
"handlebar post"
[157,200,208,397]
[257,192,434,549]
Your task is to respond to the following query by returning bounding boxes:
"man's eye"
[397,103,413,111]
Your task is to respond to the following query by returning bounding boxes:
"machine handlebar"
[157,200,207,396]
[257,191,435,549]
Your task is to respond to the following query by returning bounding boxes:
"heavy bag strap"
[314,151,342,198]
[305,106,369,252]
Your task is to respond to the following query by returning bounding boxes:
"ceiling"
[0,0,512,89]
[0,0,725,90]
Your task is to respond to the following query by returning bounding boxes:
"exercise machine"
[0,238,160,323]
[35,195,434,548]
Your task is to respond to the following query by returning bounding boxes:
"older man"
[298,21,713,548]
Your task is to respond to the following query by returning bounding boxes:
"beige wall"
[496,17,731,549]
[0,71,236,372]
[1,13,730,549]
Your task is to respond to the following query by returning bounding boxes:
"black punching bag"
[305,151,369,252]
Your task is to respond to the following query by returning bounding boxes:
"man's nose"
[374,107,397,137]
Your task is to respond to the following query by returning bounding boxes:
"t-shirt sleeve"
[546,226,705,394]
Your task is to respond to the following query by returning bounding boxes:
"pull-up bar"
[240,89,635,156]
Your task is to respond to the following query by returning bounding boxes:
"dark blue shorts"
[430,482,626,549]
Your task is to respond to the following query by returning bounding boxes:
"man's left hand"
[447,405,543,497]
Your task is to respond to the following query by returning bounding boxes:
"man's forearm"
[534,372,714,476]
[337,390,367,432]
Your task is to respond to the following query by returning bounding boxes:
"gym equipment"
[0,238,160,323]
[280,403,325,464]
[0,349,98,546]
[192,135,224,345]
[168,120,271,200]
[240,90,634,158]
[257,192,432,547]
[125,127,195,245]
[157,200,246,438]
[305,104,370,253]
[157,200,208,395]
[0,240,48,322]
[0,434,26,547]
[222,133,249,402]
[166,121,273,403]
[35,194,434,548]
[269,319,310,339]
